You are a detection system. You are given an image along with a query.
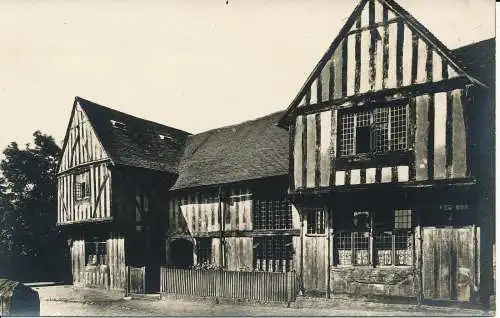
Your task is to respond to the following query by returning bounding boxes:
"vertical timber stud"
[408,98,417,181]
[382,3,389,89]
[354,17,361,95]
[315,113,321,188]
[218,186,224,268]
[289,122,295,193]
[426,44,434,180]
[341,39,348,97]
[368,0,376,91]
[396,19,404,88]
[302,116,308,189]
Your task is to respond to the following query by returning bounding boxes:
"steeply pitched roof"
[76,96,191,174]
[278,0,487,127]
[452,38,495,89]
[171,111,289,190]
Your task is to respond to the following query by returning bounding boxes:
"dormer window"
[110,120,126,130]
[339,103,408,156]
[159,134,174,141]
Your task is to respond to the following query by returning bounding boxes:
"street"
[33,284,493,316]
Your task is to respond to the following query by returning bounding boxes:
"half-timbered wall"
[59,102,108,173]
[57,162,112,224]
[291,0,470,191]
[166,183,301,271]
[295,0,461,108]
[69,234,126,290]
[57,101,111,224]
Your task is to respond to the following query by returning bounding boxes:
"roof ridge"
[75,96,192,135]
[186,110,285,139]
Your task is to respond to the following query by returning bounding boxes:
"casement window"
[253,236,293,272]
[253,199,292,230]
[335,209,413,266]
[339,104,408,156]
[336,211,370,265]
[306,208,326,235]
[375,209,413,266]
[196,238,212,265]
[85,241,107,265]
[74,170,90,201]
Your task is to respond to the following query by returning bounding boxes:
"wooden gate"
[126,266,146,294]
[421,226,479,302]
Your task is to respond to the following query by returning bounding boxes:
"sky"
[0,0,494,151]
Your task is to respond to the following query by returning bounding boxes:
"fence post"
[286,271,293,306]
[125,266,129,297]
[142,267,146,294]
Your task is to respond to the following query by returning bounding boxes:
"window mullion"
[388,108,392,151]
[352,113,357,155]
[392,232,396,266]
[351,232,355,265]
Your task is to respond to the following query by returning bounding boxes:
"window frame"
[85,240,107,266]
[74,169,91,202]
[334,209,413,267]
[195,237,212,265]
[305,208,326,236]
[253,236,293,272]
[253,198,292,231]
[338,102,409,157]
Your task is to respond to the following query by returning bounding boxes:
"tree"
[0,131,69,281]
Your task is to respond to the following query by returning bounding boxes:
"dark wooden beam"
[294,76,470,117]
[354,17,362,94]
[396,20,404,87]
[315,113,321,187]
[346,17,399,35]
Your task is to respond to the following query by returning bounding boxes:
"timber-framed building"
[56,0,494,306]
[57,97,190,292]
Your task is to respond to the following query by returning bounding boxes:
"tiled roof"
[171,111,289,190]
[452,38,495,89]
[76,97,191,174]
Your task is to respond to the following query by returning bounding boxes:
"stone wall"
[330,266,415,297]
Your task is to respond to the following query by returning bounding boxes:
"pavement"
[33,283,495,316]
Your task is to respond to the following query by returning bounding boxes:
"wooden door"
[422,227,478,301]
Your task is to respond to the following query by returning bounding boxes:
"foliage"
[0,131,69,281]
[191,261,223,271]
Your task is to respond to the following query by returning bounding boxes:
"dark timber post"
[416,211,424,305]
[478,196,493,310]
[218,185,224,268]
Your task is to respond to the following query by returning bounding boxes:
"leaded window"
[253,199,292,230]
[253,236,293,272]
[339,104,408,156]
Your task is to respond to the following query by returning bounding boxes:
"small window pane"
[307,209,325,234]
[394,210,412,229]
[375,231,393,265]
[353,232,370,265]
[336,232,352,265]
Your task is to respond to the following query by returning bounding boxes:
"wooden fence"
[160,267,297,302]
[84,266,110,289]
[126,266,146,294]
